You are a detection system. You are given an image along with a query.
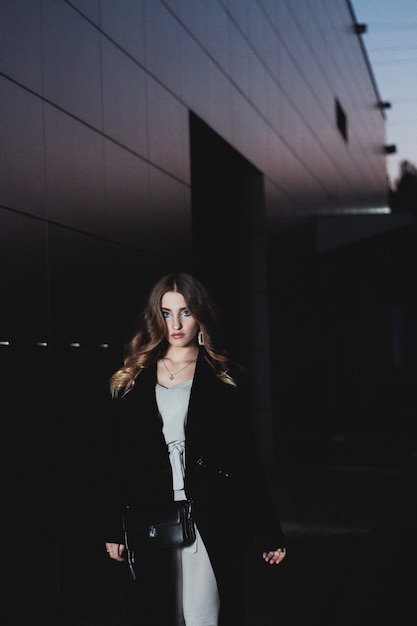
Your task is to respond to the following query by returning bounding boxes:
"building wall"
[0,0,388,447]
[1,0,387,240]
[0,1,389,621]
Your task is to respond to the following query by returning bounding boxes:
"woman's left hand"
[262,547,286,564]
[105,542,126,561]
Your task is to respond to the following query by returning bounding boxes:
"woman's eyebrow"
[161,307,188,311]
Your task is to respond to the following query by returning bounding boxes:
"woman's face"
[161,291,199,347]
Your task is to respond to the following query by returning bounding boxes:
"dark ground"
[74,451,417,626]
[7,431,415,625]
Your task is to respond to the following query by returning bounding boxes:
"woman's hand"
[105,542,126,561]
[262,547,286,565]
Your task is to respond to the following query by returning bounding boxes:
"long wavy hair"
[109,273,238,397]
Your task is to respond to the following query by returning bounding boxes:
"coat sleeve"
[96,393,128,545]
[233,372,287,550]
[187,360,286,551]
[98,371,174,545]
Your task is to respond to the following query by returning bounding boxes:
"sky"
[351,0,417,188]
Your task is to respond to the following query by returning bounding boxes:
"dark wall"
[190,112,263,365]
[269,220,417,469]
[0,2,393,621]
[1,211,172,624]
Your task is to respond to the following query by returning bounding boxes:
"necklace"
[162,358,195,381]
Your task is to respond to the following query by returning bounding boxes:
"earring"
[198,330,204,346]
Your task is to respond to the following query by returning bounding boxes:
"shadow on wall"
[4,342,125,625]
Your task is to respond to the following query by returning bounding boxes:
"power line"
[368,45,417,52]
[371,57,417,65]
[367,22,417,30]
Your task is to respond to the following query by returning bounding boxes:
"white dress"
[156,380,220,626]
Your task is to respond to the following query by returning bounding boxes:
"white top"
[156,378,197,552]
[155,379,192,501]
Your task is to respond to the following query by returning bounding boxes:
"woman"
[103,273,286,626]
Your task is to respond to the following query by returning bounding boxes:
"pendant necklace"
[162,358,194,381]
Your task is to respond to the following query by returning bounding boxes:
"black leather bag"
[123,499,196,553]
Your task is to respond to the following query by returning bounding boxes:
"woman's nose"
[172,315,182,330]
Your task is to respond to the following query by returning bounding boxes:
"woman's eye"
[161,309,190,318]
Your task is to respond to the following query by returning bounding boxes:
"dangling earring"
[198,330,204,346]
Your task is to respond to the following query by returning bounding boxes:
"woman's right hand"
[105,542,126,561]
[262,547,286,564]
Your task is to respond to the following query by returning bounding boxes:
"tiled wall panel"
[1,2,391,617]
[44,105,107,234]
[0,0,43,92]
[206,61,234,145]
[144,0,182,94]
[42,0,103,129]
[99,0,145,63]
[103,140,151,249]
[148,167,192,263]
[204,0,231,73]
[0,0,389,403]
[101,40,148,156]
[1,0,387,234]
[0,211,48,340]
[0,79,46,215]
[147,77,190,184]
[68,0,100,24]
[179,28,213,116]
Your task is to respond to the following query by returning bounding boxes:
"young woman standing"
[103,273,286,625]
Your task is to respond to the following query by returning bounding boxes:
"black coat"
[102,350,286,625]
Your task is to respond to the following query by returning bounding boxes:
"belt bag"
[123,499,196,553]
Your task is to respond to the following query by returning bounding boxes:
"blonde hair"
[109,273,238,397]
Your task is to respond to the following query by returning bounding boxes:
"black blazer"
[102,350,286,621]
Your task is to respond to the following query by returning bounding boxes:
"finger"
[263,548,286,564]
[272,549,286,564]
[108,550,125,562]
[106,543,124,560]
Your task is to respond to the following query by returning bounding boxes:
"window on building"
[335,98,348,142]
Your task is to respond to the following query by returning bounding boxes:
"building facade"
[1,0,390,622]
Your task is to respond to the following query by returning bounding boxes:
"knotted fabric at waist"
[167,440,185,491]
